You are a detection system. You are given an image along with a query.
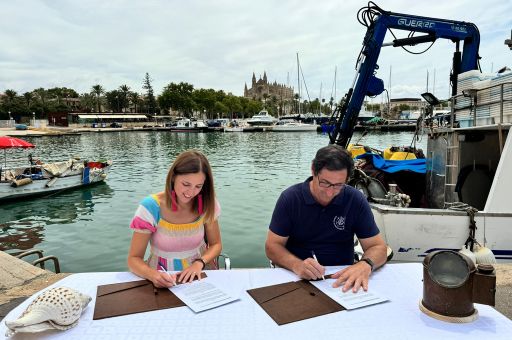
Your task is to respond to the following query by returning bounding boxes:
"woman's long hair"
[165,150,216,224]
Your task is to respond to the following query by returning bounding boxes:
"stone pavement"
[0,251,69,321]
[0,251,511,322]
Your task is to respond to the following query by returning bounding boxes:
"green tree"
[213,101,228,116]
[192,88,217,118]
[119,85,130,112]
[33,88,49,115]
[222,94,242,119]
[245,99,263,116]
[294,93,300,113]
[142,73,157,114]
[3,89,17,112]
[128,91,140,113]
[0,90,22,119]
[105,90,122,112]
[158,82,195,117]
[262,93,269,107]
[399,104,411,112]
[79,93,96,112]
[91,84,104,113]
[23,92,33,112]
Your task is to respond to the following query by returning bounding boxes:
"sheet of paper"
[170,279,239,313]
[311,279,388,310]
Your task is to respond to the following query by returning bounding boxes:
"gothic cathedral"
[243,72,294,102]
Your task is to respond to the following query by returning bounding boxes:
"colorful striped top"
[129,194,221,271]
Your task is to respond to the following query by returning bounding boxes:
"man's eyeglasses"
[317,177,345,190]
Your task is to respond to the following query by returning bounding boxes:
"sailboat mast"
[319,82,323,115]
[334,66,337,104]
[388,65,392,116]
[297,53,301,116]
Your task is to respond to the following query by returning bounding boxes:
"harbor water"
[0,130,427,272]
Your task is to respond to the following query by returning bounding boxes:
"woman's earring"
[171,190,178,211]
[197,194,203,215]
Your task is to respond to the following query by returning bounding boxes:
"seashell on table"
[4,286,91,337]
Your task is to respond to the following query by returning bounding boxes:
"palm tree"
[23,92,33,111]
[294,93,300,114]
[79,93,96,112]
[119,85,130,112]
[91,85,104,113]
[4,90,17,110]
[34,88,48,114]
[128,92,140,113]
[329,96,334,110]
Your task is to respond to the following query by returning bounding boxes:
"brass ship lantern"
[420,250,496,322]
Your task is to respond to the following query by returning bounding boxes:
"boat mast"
[297,52,301,116]
[319,82,323,115]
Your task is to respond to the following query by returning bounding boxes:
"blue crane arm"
[330,4,480,148]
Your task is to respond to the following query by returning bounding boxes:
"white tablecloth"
[1,263,511,339]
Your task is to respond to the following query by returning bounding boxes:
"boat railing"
[451,81,512,128]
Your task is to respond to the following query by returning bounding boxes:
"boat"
[363,68,512,263]
[224,127,244,132]
[327,4,512,263]
[246,110,277,126]
[272,119,318,132]
[223,120,244,132]
[169,118,209,132]
[0,157,112,202]
[357,108,376,123]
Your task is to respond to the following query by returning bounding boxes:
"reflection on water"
[0,131,426,272]
[0,183,114,255]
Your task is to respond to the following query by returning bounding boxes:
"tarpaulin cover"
[356,153,426,174]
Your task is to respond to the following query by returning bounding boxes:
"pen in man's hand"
[311,251,325,280]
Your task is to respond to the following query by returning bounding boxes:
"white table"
[2,264,511,339]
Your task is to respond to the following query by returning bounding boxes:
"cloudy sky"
[1,0,511,103]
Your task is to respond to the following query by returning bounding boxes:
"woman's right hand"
[150,270,177,288]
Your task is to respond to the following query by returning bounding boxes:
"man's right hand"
[292,257,325,280]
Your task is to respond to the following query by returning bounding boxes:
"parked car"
[110,122,122,128]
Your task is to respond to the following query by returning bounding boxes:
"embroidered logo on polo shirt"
[333,215,345,230]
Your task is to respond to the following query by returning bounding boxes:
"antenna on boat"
[433,68,436,96]
[426,70,429,93]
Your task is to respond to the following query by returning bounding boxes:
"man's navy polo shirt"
[269,177,379,265]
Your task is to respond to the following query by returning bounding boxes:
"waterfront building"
[244,72,294,103]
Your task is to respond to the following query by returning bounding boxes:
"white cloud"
[1,0,510,101]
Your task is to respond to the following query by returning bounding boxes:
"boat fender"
[459,246,477,265]
[11,177,33,187]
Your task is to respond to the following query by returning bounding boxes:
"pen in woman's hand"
[311,251,326,280]
[158,262,176,286]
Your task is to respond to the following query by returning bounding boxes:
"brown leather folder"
[247,278,344,325]
[93,273,207,320]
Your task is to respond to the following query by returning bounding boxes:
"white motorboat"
[224,127,244,132]
[273,120,318,132]
[170,118,209,132]
[246,110,277,126]
[0,158,112,202]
